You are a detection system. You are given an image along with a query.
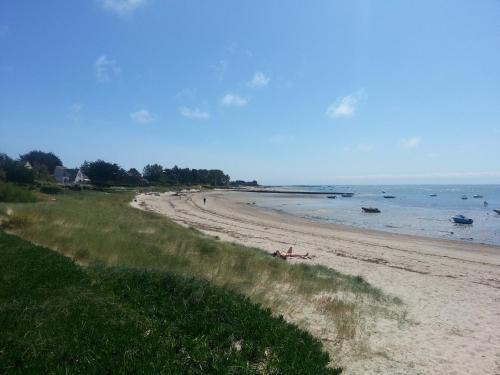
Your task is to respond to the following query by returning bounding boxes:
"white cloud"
[175,88,196,99]
[344,143,374,152]
[179,107,210,120]
[400,136,422,149]
[130,109,155,124]
[221,93,248,107]
[70,103,83,113]
[101,0,147,16]
[248,72,270,88]
[68,103,83,122]
[94,55,121,82]
[211,59,228,79]
[326,91,363,119]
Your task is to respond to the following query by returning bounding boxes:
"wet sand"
[132,190,500,374]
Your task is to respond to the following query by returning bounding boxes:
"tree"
[127,168,143,186]
[81,160,127,186]
[19,150,62,174]
[143,164,164,183]
[0,153,34,184]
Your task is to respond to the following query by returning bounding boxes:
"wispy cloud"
[174,88,196,99]
[101,0,147,16]
[400,136,422,149]
[179,106,210,120]
[326,91,364,119]
[130,109,155,124]
[221,93,248,107]
[248,72,270,88]
[94,55,121,82]
[343,143,374,152]
[70,103,83,113]
[211,59,228,79]
[68,103,83,122]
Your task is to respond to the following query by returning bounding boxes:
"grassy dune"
[0,231,341,374]
[0,190,404,364]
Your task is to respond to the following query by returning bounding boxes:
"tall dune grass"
[1,190,405,364]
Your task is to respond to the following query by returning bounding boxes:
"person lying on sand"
[273,246,310,260]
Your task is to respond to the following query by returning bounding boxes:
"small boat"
[494,209,500,215]
[383,195,396,199]
[452,215,473,225]
[362,207,380,213]
[429,194,437,197]
[341,193,354,197]
[472,194,483,199]
[381,191,386,194]
[461,195,468,200]
[326,195,336,199]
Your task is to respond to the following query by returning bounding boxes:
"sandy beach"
[132,190,500,374]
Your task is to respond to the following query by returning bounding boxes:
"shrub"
[0,182,37,203]
[39,184,63,195]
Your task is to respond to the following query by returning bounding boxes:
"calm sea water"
[252,185,500,246]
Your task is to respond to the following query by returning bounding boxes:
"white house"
[74,169,90,184]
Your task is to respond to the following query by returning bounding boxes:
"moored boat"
[494,209,500,215]
[461,195,468,200]
[452,215,473,225]
[362,207,380,213]
[429,194,437,197]
[326,195,336,199]
[341,193,354,197]
[383,195,396,199]
[473,194,483,198]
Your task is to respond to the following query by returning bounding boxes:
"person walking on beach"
[203,197,206,205]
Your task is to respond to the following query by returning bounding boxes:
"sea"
[251,185,500,246]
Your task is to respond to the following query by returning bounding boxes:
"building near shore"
[54,166,90,184]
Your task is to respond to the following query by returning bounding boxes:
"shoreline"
[132,190,500,374]
[224,189,500,251]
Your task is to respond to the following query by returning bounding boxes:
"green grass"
[0,231,342,374]
[0,181,37,203]
[0,190,404,364]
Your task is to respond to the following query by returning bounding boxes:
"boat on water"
[494,209,500,215]
[341,193,354,197]
[429,194,437,197]
[326,195,336,199]
[461,195,468,200]
[452,215,473,225]
[473,194,483,198]
[362,207,380,213]
[383,195,396,199]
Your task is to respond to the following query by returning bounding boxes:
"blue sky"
[1,0,499,184]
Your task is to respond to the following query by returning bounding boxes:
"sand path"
[132,190,500,375]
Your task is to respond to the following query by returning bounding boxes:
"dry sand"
[132,190,500,374]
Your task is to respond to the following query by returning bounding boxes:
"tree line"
[1,150,256,187]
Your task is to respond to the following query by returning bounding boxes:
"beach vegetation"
[0,181,37,203]
[0,231,342,374]
[2,189,405,365]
